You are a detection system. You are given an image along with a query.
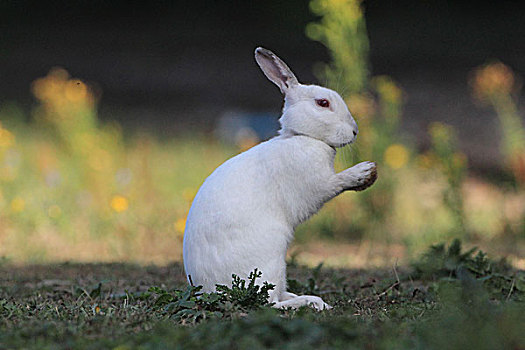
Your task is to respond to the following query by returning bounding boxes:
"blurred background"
[0,0,524,268]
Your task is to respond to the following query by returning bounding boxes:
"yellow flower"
[10,197,25,213]
[373,76,402,104]
[174,218,186,236]
[64,80,88,103]
[471,62,515,101]
[110,195,129,213]
[0,124,15,149]
[346,93,375,119]
[31,67,69,103]
[384,144,409,169]
[31,67,95,122]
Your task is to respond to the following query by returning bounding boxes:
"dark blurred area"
[1,0,524,170]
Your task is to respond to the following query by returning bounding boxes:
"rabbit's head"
[255,47,358,148]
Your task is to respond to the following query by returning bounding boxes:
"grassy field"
[1,2,524,346]
[1,240,524,349]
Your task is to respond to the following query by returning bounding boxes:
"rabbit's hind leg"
[281,291,298,300]
[272,294,332,311]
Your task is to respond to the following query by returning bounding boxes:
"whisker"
[337,143,356,168]
[341,85,349,98]
[343,146,350,167]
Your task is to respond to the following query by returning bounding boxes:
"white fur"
[183,47,377,311]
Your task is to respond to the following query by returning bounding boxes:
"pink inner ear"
[270,60,292,89]
[255,47,299,93]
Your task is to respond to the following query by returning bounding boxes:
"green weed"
[146,269,275,324]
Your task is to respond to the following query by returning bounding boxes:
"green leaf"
[177,300,196,308]
[154,293,174,307]
[515,276,525,292]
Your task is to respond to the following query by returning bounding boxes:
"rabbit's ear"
[255,47,299,94]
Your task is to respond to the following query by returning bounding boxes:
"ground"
[1,243,524,349]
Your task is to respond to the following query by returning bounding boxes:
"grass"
[1,241,524,349]
[1,1,524,346]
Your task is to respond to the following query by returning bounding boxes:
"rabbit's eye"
[315,98,330,108]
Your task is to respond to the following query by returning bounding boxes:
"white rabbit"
[183,47,377,310]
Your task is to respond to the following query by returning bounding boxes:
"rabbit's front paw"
[345,161,378,191]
